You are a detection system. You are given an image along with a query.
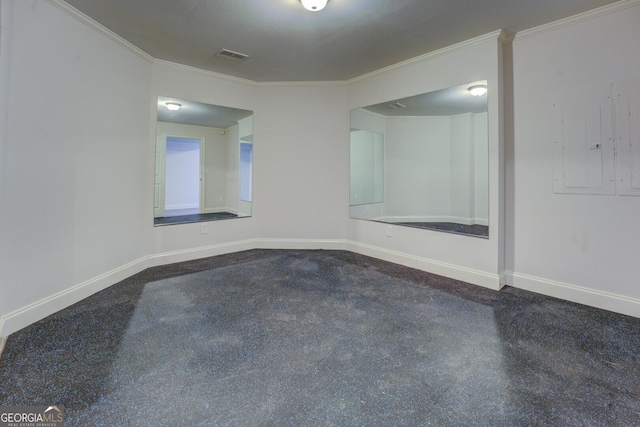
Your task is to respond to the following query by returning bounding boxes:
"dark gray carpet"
[1,250,639,426]
[394,222,489,237]
[154,211,238,225]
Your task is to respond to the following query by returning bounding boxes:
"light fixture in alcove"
[165,102,182,111]
[300,0,328,11]
[468,84,488,96]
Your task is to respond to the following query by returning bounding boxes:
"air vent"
[216,49,249,62]
[388,102,406,109]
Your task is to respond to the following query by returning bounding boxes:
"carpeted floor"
[1,250,639,426]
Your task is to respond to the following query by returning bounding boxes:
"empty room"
[1,0,639,425]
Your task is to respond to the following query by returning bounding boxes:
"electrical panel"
[552,87,615,195]
[615,80,640,196]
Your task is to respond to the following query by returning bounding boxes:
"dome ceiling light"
[468,84,488,97]
[300,0,328,12]
[165,102,182,111]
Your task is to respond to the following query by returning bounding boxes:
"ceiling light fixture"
[468,84,487,97]
[388,102,406,109]
[300,0,328,12]
[165,102,181,111]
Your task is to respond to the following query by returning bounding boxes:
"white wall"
[385,116,451,221]
[0,0,152,334]
[1,1,351,336]
[226,124,240,215]
[349,130,383,206]
[450,114,474,221]
[510,1,640,316]
[253,84,349,240]
[349,109,386,220]
[148,64,260,259]
[149,69,349,257]
[474,113,489,224]
[350,108,489,226]
[3,0,639,338]
[0,1,12,329]
[347,32,505,289]
[384,114,489,224]
[237,116,253,216]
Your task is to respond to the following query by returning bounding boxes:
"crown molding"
[154,59,347,88]
[153,59,258,86]
[46,0,636,86]
[498,30,516,44]
[45,0,154,63]
[47,1,344,88]
[347,29,504,84]
[254,80,348,88]
[515,0,640,41]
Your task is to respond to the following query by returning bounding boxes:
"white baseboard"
[345,241,503,291]
[252,238,347,251]
[203,207,238,214]
[382,215,450,223]
[165,203,199,210]
[5,239,637,340]
[505,271,640,318]
[0,256,151,338]
[147,238,347,267]
[474,217,489,226]
[0,336,6,360]
[146,240,256,267]
[203,207,224,214]
[0,238,347,338]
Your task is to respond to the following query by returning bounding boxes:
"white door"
[155,133,205,218]
[164,137,202,213]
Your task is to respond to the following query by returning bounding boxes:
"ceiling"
[158,83,486,129]
[157,96,253,128]
[362,81,488,117]
[62,0,619,82]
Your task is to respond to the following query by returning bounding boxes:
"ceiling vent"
[215,49,249,62]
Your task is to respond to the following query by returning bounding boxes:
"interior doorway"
[163,136,203,217]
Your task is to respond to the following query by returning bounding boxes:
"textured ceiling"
[363,81,488,117]
[157,96,253,128]
[63,0,619,82]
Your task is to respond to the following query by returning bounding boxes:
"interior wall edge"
[505,271,640,319]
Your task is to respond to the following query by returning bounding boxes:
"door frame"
[155,131,206,217]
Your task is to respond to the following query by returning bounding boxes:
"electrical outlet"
[386,225,392,237]
[201,223,208,234]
